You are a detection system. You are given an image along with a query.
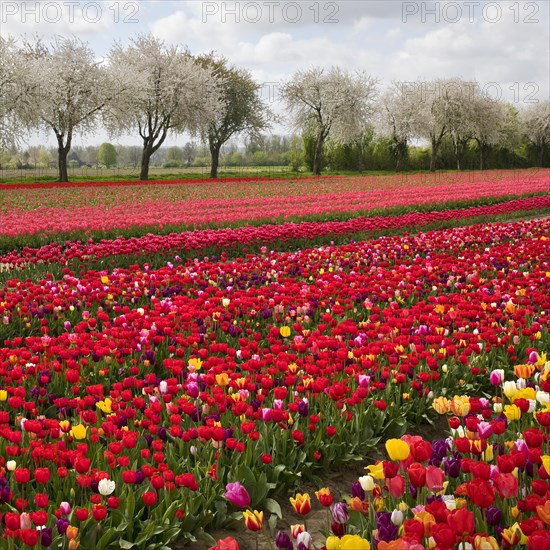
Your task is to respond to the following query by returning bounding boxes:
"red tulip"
[143,492,157,507]
[75,508,89,521]
[13,468,30,484]
[34,467,51,484]
[528,530,550,550]
[432,523,456,547]
[4,512,20,530]
[407,462,426,488]
[92,505,108,521]
[447,507,475,536]
[494,473,519,498]
[466,478,495,508]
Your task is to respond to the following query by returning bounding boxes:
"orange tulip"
[536,500,550,524]
[347,496,369,514]
[514,363,535,379]
[377,541,408,550]
[413,510,436,537]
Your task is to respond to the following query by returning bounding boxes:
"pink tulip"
[426,466,445,492]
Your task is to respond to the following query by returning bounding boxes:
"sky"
[1,0,549,147]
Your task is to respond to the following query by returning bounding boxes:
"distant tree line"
[1,35,548,181]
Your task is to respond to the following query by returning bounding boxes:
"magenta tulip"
[224,482,251,508]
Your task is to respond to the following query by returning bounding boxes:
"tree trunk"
[210,144,221,178]
[394,140,407,172]
[430,139,439,172]
[454,138,469,171]
[475,138,486,171]
[140,144,153,181]
[58,148,69,182]
[312,132,324,176]
[56,132,72,183]
[455,142,462,171]
[537,144,544,167]
[139,123,169,181]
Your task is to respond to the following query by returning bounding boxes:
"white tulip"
[358,475,375,492]
[98,478,116,496]
[391,509,404,525]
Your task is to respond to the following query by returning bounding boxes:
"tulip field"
[0,171,549,550]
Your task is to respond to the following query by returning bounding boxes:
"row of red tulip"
[1,171,548,236]
[2,194,549,269]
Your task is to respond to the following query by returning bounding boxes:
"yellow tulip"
[514,387,536,400]
[280,326,291,338]
[100,276,109,284]
[503,381,517,400]
[450,395,471,416]
[326,537,342,550]
[341,535,371,550]
[365,462,385,480]
[188,358,202,372]
[542,455,550,475]
[289,493,311,515]
[503,404,521,421]
[483,444,494,462]
[385,439,410,461]
[473,535,500,550]
[432,396,450,414]
[70,424,87,440]
[96,398,112,414]
[0,390,7,401]
[502,523,526,545]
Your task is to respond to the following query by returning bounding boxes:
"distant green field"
[0,165,478,184]
[0,165,297,183]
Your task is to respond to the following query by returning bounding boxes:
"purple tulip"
[40,528,53,547]
[56,518,69,535]
[275,531,293,550]
[485,506,502,526]
[330,502,349,524]
[351,481,365,500]
[224,482,251,508]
